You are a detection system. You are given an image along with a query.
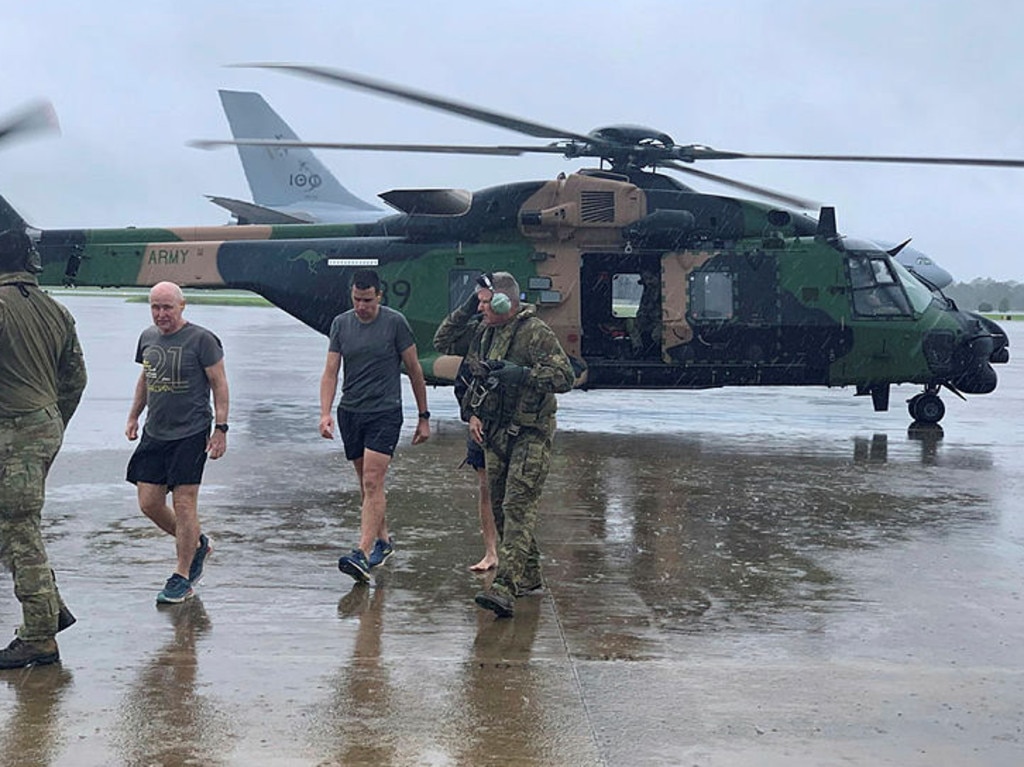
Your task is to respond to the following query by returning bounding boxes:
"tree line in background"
[944,279,1023,313]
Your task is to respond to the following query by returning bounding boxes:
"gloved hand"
[455,290,480,318]
[468,358,493,380]
[486,360,529,387]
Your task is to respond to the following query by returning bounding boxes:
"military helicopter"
[9,66,1017,424]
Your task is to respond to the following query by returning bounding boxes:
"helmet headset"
[475,272,512,315]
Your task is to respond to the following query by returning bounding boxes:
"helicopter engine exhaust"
[622,209,696,249]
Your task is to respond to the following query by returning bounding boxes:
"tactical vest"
[463,308,557,431]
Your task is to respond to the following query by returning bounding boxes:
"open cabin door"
[579,251,664,361]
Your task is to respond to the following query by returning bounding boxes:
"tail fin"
[0,194,28,234]
[218,90,380,213]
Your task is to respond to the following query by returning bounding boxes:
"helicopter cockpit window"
[889,258,936,313]
[847,255,913,317]
[689,272,734,320]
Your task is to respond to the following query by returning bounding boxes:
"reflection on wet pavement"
[309,584,395,765]
[115,599,232,766]
[0,296,1022,765]
[0,664,73,767]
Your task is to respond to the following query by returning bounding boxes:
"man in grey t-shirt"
[319,269,430,583]
[126,281,229,604]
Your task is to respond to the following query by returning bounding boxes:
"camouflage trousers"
[483,418,554,597]
[0,405,65,642]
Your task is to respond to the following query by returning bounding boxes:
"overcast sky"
[3,1,1023,281]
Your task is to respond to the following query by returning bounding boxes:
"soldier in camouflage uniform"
[632,268,662,357]
[458,272,574,618]
[0,229,87,669]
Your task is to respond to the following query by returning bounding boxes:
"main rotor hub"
[586,125,678,170]
[587,125,675,148]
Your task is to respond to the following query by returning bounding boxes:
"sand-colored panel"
[519,173,646,242]
[520,173,649,362]
[534,241,583,359]
[137,241,226,286]
[661,250,715,352]
[165,225,274,242]
[431,354,463,382]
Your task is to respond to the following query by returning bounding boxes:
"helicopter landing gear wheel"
[908,392,945,424]
[907,393,923,420]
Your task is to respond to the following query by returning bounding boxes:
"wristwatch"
[418,411,431,420]
[214,423,229,433]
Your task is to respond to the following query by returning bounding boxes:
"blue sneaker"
[368,536,394,568]
[338,549,371,583]
[156,574,194,604]
[188,534,213,585]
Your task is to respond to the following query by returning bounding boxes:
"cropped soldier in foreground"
[0,229,87,669]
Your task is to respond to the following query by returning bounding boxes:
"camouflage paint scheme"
[6,168,1007,421]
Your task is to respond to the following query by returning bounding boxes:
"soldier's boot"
[516,551,543,597]
[475,582,515,618]
[0,637,59,669]
[515,572,543,597]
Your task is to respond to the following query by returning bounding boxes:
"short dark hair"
[351,269,381,292]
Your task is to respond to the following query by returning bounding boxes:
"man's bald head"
[149,281,187,334]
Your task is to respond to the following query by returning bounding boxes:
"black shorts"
[464,435,485,470]
[126,430,209,490]
[338,407,403,460]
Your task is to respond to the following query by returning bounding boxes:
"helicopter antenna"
[816,207,840,245]
[886,238,913,257]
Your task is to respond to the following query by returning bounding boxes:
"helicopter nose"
[976,314,1011,364]
[950,335,998,394]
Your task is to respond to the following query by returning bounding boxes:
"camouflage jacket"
[462,303,574,431]
[0,270,87,422]
[433,301,480,357]
[433,302,482,421]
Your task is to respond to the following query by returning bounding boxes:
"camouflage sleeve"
[56,322,87,425]
[523,319,574,394]
[432,305,477,354]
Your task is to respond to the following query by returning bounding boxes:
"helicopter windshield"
[846,253,923,317]
[887,257,936,312]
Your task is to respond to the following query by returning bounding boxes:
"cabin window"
[612,273,641,318]
[689,272,734,320]
[448,269,483,312]
[847,256,913,317]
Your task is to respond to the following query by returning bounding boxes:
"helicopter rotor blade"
[662,160,819,210]
[217,65,1024,185]
[685,148,1024,169]
[236,63,596,145]
[0,100,60,149]
[189,137,571,156]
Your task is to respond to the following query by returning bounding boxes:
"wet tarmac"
[2,293,1023,766]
